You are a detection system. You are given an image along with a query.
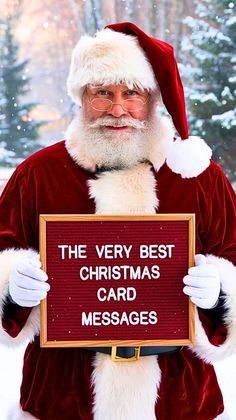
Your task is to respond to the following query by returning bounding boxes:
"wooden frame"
[40,214,195,348]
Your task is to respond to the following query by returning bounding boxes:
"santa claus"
[0,22,235,420]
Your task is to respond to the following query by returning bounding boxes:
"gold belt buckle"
[111,346,141,362]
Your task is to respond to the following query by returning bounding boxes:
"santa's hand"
[183,254,220,309]
[9,258,50,307]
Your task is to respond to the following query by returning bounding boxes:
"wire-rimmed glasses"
[89,97,148,112]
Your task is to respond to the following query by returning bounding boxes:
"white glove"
[9,258,50,307]
[183,254,220,309]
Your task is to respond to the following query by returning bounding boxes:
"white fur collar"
[88,162,158,214]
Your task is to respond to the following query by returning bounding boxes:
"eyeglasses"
[88,97,148,112]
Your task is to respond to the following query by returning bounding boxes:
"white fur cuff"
[0,248,40,347]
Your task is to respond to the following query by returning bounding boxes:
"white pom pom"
[166,136,212,178]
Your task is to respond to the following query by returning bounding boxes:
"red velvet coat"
[0,140,236,420]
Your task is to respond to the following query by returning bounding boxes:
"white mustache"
[88,116,147,130]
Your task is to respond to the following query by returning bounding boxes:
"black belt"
[84,346,182,361]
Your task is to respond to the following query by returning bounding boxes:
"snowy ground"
[0,345,25,419]
[0,169,14,195]
[0,344,236,419]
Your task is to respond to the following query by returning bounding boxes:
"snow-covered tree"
[0,16,42,166]
[181,0,236,181]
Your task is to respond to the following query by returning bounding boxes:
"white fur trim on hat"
[166,136,212,178]
[190,255,236,363]
[0,248,40,347]
[67,28,157,104]
[92,353,160,420]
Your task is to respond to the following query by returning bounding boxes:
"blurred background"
[0,0,236,418]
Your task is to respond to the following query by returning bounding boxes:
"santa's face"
[75,83,157,170]
[82,83,150,124]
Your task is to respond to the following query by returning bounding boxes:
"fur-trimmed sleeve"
[191,164,236,362]
[0,168,40,346]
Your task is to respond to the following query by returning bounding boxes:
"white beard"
[79,115,150,170]
[65,111,174,172]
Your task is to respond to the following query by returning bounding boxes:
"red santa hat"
[67,22,189,140]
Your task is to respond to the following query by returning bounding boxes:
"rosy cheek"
[94,110,104,118]
[88,108,105,120]
[130,109,148,120]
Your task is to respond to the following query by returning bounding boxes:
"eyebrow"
[88,86,144,93]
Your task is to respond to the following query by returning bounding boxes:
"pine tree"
[0,16,42,166]
[181,0,236,181]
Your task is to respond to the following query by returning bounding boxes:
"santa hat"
[67,22,188,140]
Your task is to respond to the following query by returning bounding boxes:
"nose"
[107,103,128,118]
